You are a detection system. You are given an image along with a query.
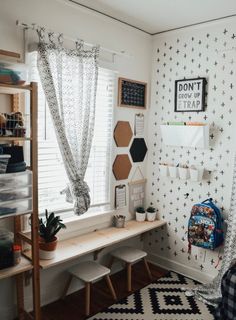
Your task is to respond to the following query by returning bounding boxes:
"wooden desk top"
[24,220,166,269]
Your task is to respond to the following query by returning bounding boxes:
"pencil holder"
[159,164,169,177]
[168,165,179,178]
[114,215,126,228]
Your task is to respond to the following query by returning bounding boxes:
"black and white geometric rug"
[88,272,215,320]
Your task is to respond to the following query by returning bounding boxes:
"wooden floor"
[41,262,167,320]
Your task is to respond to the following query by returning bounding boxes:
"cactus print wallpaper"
[145,17,236,282]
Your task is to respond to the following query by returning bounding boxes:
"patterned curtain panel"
[189,155,236,306]
[36,29,99,215]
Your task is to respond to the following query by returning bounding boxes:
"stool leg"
[85,282,91,316]
[143,258,152,281]
[61,274,73,300]
[107,256,115,269]
[127,263,132,292]
[105,275,117,300]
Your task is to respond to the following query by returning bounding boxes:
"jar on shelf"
[13,244,21,265]
[0,228,14,269]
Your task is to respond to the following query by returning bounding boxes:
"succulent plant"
[39,209,66,243]
[136,206,145,213]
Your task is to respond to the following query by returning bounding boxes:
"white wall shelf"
[160,124,209,149]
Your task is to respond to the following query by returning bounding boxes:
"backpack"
[188,198,224,253]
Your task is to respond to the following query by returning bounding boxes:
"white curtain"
[36,29,99,215]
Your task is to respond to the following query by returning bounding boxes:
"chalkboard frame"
[118,77,147,109]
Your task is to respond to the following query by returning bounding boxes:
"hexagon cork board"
[113,154,132,180]
[114,121,133,147]
[130,138,147,162]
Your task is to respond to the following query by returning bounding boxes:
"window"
[29,52,115,217]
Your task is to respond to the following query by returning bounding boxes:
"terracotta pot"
[39,236,57,260]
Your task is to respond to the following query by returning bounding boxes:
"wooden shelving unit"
[0,82,40,320]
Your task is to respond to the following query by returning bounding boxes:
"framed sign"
[175,78,206,112]
[118,77,147,109]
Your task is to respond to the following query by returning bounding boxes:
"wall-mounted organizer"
[114,121,133,147]
[159,163,204,181]
[114,185,126,209]
[128,167,146,214]
[134,113,144,136]
[160,123,209,148]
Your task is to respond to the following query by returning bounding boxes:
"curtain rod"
[16,20,132,58]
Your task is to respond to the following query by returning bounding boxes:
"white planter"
[135,211,146,222]
[159,164,169,177]
[147,211,156,222]
[190,167,204,181]
[178,167,189,180]
[39,249,56,260]
[168,165,179,178]
[39,237,57,260]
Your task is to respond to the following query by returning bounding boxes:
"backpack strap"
[188,242,191,254]
[202,198,213,204]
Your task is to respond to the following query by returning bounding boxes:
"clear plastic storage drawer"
[0,198,32,218]
[0,171,32,191]
[0,171,32,218]
[0,186,32,202]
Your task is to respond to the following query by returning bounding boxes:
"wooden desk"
[24,220,166,269]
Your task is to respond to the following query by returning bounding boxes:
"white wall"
[0,1,152,319]
[145,17,236,283]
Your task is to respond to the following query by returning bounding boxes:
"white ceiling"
[68,0,236,34]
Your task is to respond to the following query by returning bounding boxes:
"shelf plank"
[24,219,166,269]
[0,83,31,94]
[0,256,33,280]
[0,49,21,59]
[0,137,31,141]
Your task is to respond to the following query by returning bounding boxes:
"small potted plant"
[146,206,156,222]
[38,209,66,260]
[135,206,146,222]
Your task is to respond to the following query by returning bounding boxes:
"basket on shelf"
[0,112,26,137]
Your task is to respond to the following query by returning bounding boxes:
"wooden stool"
[109,246,152,292]
[62,261,117,316]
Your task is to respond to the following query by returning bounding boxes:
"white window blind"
[29,52,115,217]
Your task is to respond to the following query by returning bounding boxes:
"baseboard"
[147,252,216,283]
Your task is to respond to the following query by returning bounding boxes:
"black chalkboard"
[118,78,147,109]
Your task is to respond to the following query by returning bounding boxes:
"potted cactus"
[38,209,66,260]
[135,206,146,222]
[146,206,156,221]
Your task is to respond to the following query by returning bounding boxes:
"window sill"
[59,207,133,241]
[24,206,132,239]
